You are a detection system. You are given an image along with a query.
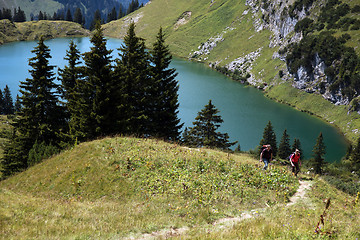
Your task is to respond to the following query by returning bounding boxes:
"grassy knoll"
[1,136,298,239]
[0,136,359,239]
[0,19,89,45]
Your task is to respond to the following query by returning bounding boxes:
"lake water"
[0,37,348,162]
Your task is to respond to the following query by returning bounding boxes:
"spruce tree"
[73,8,83,25]
[150,27,183,140]
[14,94,21,113]
[65,9,73,22]
[81,22,114,139]
[89,10,101,30]
[259,121,277,156]
[58,40,84,140]
[118,4,124,18]
[350,137,360,173]
[38,11,44,20]
[187,100,237,150]
[278,129,291,159]
[292,138,303,156]
[2,85,14,115]
[0,89,3,114]
[107,7,117,23]
[2,37,63,176]
[114,21,152,136]
[311,132,326,174]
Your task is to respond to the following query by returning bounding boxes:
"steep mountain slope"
[0,0,63,20]
[0,0,149,28]
[102,0,360,142]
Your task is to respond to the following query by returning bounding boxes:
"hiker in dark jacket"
[260,144,273,170]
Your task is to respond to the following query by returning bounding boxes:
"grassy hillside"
[0,136,359,239]
[0,19,90,45]
[102,0,360,143]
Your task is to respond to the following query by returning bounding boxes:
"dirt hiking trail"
[125,179,313,239]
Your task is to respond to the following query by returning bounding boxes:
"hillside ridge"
[0,19,90,44]
[1,136,359,239]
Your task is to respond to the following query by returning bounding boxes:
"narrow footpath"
[125,179,313,240]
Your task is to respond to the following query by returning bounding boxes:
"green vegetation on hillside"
[0,136,359,239]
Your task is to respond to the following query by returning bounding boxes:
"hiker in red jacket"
[290,149,301,177]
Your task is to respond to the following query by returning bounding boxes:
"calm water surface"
[0,37,348,162]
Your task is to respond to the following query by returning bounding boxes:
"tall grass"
[1,136,299,239]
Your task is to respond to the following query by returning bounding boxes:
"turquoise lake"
[0,37,348,162]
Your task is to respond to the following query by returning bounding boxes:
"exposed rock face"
[245,0,306,48]
[225,47,263,85]
[292,53,349,105]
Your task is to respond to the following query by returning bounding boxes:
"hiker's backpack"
[289,152,295,161]
[260,145,267,153]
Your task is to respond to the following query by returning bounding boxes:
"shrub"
[28,141,60,167]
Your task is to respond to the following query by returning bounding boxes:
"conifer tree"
[2,37,63,176]
[58,40,84,140]
[350,137,360,174]
[114,21,152,136]
[81,22,114,139]
[150,27,183,140]
[38,11,44,20]
[118,4,125,18]
[292,138,303,156]
[107,7,117,23]
[181,127,195,147]
[2,85,14,115]
[14,94,21,113]
[311,132,326,174]
[73,8,84,25]
[187,100,237,150]
[278,129,291,159]
[89,10,101,30]
[65,9,72,22]
[0,89,3,114]
[259,121,277,156]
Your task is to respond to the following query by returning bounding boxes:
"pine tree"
[65,9,73,22]
[2,37,63,176]
[81,22,114,139]
[58,40,83,140]
[350,137,360,173]
[114,21,152,136]
[292,138,303,157]
[181,127,196,147]
[0,89,3,114]
[14,94,21,113]
[259,121,277,156]
[73,8,83,25]
[150,27,183,140]
[107,7,117,23]
[38,11,44,20]
[311,132,326,174]
[118,4,125,18]
[187,100,237,150]
[2,85,14,115]
[89,10,101,30]
[278,129,291,159]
